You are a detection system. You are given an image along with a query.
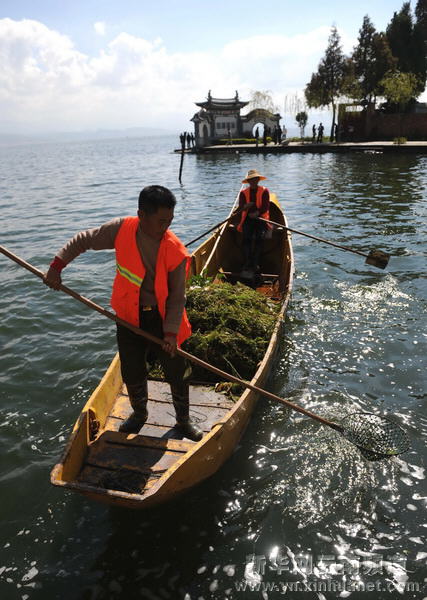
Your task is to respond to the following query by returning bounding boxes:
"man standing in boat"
[237,169,270,275]
[43,185,203,441]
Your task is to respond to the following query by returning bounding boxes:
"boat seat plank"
[76,464,159,493]
[103,419,231,440]
[84,435,182,474]
[109,383,231,433]
[103,416,175,437]
[98,430,195,452]
[118,381,234,408]
[109,396,229,429]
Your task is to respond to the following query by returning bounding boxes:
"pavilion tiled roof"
[195,94,248,110]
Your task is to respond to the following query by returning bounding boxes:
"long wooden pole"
[0,244,343,433]
[258,217,390,268]
[185,206,245,247]
[178,147,185,183]
[258,217,367,256]
[178,133,187,183]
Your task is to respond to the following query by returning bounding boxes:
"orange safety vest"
[110,216,192,346]
[237,186,270,232]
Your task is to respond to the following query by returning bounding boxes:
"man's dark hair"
[138,185,176,214]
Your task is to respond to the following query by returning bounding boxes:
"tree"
[413,0,427,93]
[283,93,307,119]
[415,0,427,38]
[380,70,420,106]
[295,111,308,140]
[370,33,398,99]
[350,16,396,106]
[352,15,377,103]
[386,3,414,72]
[380,69,420,138]
[305,26,347,138]
[386,2,425,95]
[248,90,279,113]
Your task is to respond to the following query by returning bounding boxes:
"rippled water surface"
[0,137,426,600]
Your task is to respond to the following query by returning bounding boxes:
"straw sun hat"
[241,169,267,183]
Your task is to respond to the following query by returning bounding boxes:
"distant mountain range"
[0,121,334,146]
[0,127,177,145]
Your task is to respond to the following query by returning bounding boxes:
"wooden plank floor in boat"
[77,381,234,495]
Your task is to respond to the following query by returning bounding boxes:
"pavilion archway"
[241,109,281,138]
[252,122,265,137]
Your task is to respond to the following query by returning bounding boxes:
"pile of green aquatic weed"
[183,280,280,386]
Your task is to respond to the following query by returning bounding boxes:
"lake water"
[0,136,426,600]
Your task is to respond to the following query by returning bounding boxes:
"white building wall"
[214,116,238,135]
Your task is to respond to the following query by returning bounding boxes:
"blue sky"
[0,0,424,134]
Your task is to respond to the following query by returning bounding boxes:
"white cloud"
[94,21,106,36]
[3,17,411,135]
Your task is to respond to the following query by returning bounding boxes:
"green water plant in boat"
[183,281,280,386]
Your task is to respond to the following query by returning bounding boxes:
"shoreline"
[175,140,427,154]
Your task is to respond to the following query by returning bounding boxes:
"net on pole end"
[365,249,390,269]
[341,412,410,460]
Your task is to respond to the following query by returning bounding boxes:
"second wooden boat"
[50,191,294,509]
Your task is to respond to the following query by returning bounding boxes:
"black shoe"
[119,411,147,433]
[175,420,203,441]
[119,381,148,433]
[171,383,203,441]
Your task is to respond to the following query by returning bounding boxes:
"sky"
[0,0,425,135]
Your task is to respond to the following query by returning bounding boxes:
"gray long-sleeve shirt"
[56,217,187,335]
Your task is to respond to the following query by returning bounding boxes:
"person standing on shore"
[262,128,268,146]
[227,124,232,145]
[43,185,203,441]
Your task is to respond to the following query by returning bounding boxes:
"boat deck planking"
[76,381,234,494]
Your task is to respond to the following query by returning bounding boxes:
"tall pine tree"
[386,2,413,72]
[414,0,427,92]
[415,0,427,38]
[305,26,346,138]
[351,16,396,105]
[386,1,425,95]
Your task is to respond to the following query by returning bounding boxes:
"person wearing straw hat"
[237,169,270,275]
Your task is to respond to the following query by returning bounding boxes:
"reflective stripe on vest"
[237,186,270,232]
[116,261,143,287]
[110,216,192,345]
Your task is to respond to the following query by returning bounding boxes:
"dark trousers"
[116,307,191,387]
[242,218,266,268]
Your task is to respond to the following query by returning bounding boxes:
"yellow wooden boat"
[50,192,294,509]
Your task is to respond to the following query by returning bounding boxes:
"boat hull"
[50,191,294,508]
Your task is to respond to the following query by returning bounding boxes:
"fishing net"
[341,412,410,460]
[365,249,390,269]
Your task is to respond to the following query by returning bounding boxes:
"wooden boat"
[50,191,294,509]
